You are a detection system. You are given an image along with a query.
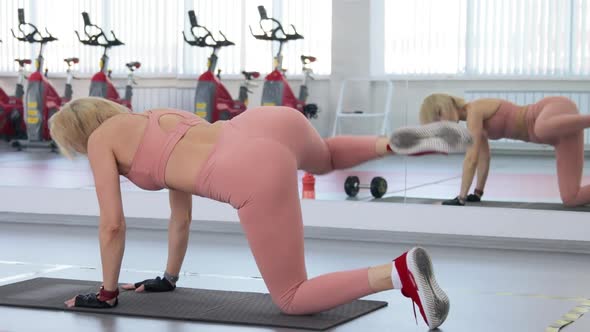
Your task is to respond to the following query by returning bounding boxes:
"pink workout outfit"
[124,106,382,314]
[483,96,590,206]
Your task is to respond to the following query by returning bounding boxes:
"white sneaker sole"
[406,247,450,330]
[389,121,473,155]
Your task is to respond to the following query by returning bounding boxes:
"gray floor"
[1,222,590,331]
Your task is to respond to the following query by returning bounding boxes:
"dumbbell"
[344,176,388,199]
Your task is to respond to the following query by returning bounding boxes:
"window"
[384,0,466,75]
[0,0,34,74]
[572,0,590,75]
[107,0,180,75]
[246,0,332,76]
[384,0,590,77]
[0,0,331,77]
[184,0,332,76]
[23,0,107,76]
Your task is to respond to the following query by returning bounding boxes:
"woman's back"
[97,109,224,193]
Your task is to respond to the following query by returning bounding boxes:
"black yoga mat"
[0,278,387,331]
[377,196,590,212]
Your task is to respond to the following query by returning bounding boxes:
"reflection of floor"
[2,143,589,245]
[2,142,588,204]
[342,153,590,204]
[379,196,590,212]
[1,221,590,332]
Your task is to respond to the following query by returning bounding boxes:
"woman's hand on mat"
[64,293,118,308]
[122,282,147,292]
[122,276,176,293]
[442,196,466,206]
[466,193,482,202]
[65,296,76,307]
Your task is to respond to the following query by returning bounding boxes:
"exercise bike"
[250,6,319,119]
[0,39,29,141]
[76,12,140,110]
[11,8,73,151]
[183,10,259,122]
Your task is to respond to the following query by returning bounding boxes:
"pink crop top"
[122,110,205,190]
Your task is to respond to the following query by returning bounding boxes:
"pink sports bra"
[122,110,205,190]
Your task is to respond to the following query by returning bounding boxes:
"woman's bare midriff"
[108,110,225,193]
[165,121,224,193]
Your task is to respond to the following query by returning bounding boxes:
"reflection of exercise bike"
[0,39,29,141]
[250,5,318,119]
[76,12,140,110]
[58,57,79,104]
[183,10,259,122]
[11,8,73,151]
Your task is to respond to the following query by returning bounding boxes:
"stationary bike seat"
[242,71,260,80]
[301,55,316,64]
[64,58,79,65]
[126,62,141,70]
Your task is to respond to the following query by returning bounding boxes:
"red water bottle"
[302,172,316,199]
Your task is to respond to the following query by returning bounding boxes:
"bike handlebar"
[182,10,235,49]
[12,8,58,44]
[82,12,91,26]
[258,6,269,20]
[75,12,124,48]
[188,10,198,28]
[249,5,303,42]
[18,8,25,25]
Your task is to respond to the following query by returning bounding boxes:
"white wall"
[2,0,590,139]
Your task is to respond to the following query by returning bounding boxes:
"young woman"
[420,93,590,207]
[51,97,471,329]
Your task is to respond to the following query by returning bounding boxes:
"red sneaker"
[394,247,450,330]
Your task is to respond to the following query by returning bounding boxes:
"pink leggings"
[195,107,381,314]
[533,97,590,206]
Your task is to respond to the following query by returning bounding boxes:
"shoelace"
[401,271,420,325]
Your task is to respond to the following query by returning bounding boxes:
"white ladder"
[331,78,393,137]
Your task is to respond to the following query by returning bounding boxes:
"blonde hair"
[419,93,467,124]
[49,97,129,158]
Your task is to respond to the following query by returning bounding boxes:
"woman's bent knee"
[561,191,581,207]
[270,283,316,315]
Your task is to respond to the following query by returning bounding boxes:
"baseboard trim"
[1,211,588,255]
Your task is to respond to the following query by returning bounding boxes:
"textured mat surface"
[378,196,590,212]
[0,278,387,330]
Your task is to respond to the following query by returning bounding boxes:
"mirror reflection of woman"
[420,94,590,206]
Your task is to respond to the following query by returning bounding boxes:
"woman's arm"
[458,110,486,199]
[165,189,192,278]
[66,131,126,308]
[474,137,491,194]
[88,133,126,293]
[122,189,192,292]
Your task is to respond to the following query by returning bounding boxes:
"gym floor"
[1,143,590,331]
[1,222,590,331]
